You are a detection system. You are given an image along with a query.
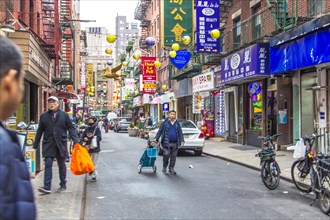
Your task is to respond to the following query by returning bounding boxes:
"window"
[309,0,324,16]
[178,120,197,129]
[233,17,241,49]
[120,27,124,31]
[252,4,261,40]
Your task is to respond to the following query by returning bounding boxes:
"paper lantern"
[171,43,180,51]
[145,37,155,47]
[66,85,74,91]
[103,86,107,90]
[135,91,139,95]
[122,61,128,66]
[107,61,113,66]
[154,60,161,68]
[162,85,167,90]
[182,36,191,45]
[133,52,141,60]
[210,29,220,39]
[156,81,160,85]
[105,48,113,54]
[86,87,90,92]
[106,35,116,43]
[169,50,177,58]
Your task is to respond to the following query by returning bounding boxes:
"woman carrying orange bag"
[81,116,102,181]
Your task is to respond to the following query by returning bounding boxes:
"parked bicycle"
[291,134,330,214]
[255,133,282,190]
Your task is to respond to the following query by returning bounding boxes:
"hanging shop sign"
[192,70,215,93]
[214,90,225,136]
[80,62,86,90]
[221,43,270,84]
[162,103,170,111]
[169,50,191,70]
[162,0,194,47]
[133,96,142,107]
[196,0,220,53]
[248,82,261,95]
[87,64,94,88]
[142,57,156,94]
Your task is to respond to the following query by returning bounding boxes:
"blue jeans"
[44,154,67,190]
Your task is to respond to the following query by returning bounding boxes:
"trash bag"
[70,143,94,175]
[293,138,306,159]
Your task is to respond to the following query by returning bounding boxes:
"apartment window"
[233,17,241,49]
[252,4,261,40]
[120,27,124,31]
[309,0,324,16]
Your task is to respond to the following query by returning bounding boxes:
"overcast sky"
[79,0,139,33]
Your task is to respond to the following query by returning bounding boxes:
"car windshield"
[178,120,197,129]
[119,118,131,122]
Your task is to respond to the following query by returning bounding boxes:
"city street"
[84,131,328,219]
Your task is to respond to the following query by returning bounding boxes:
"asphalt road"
[84,131,329,219]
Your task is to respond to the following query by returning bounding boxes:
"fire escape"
[134,0,152,50]
[52,0,74,85]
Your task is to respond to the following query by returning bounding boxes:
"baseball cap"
[47,96,59,102]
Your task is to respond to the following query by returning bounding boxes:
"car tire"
[194,150,203,156]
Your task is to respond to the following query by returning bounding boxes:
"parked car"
[114,117,132,132]
[148,119,205,156]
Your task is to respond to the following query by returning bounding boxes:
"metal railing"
[317,127,330,155]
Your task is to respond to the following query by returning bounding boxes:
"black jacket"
[0,121,36,220]
[155,119,184,148]
[34,110,80,157]
[81,125,102,153]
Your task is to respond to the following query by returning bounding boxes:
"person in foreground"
[155,110,184,174]
[34,96,80,194]
[0,36,36,219]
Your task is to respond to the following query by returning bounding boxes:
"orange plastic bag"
[70,143,94,175]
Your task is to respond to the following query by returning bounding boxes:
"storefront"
[174,78,193,121]
[221,43,270,146]
[8,30,52,124]
[192,69,216,136]
[270,14,330,153]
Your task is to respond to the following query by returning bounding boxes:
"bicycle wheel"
[261,160,280,190]
[291,159,311,193]
[319,175,330,214]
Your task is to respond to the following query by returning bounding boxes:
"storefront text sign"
[192,70,214,93]
[196,0,220,53]
[169,50,191,70]
[162,0,193,47]
[142,57,156,94]
[80,62,86,90]
[221,43,270,84]
[133,96,142,107]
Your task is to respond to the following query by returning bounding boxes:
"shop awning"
[56,91,81,104]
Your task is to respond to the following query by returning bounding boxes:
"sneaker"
[162,167,167,173]
[169,169,177,175]
[56,186,67,193]
[38,187,51,194]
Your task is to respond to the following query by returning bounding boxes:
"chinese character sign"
[163,0,193,47]
[142,57,157,94]
[196,0,220,53]
[87,64,94,88]
[221,43,270,84]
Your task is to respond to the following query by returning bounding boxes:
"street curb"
[203,152,293,184]
[79,175,87,220]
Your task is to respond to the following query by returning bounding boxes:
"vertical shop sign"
[163,0,193,47]
[142,57,156,94]
[214,90,225,136]
[80,62,86,90]
[196,0,220,53]
[87,64,93,88]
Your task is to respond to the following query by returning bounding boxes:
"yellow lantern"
[103,85,107,90]
[105,48,113,54]
[210,29,220,39]
[162,85,167,90]
[86,87,90,92]
[171,43,180,51]
[169,50,177,58]
[122,61,128,66]
[106,35,116,43]
[182,35,191,45]
[154,60,161,68]
[133,53,141,60]
[134,91,139,95]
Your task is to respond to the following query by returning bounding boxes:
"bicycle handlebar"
[257,133,282,141]
[294,134,324,142]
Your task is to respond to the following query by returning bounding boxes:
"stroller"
[137,140,158,173]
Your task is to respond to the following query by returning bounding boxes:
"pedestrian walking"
[33,96,80,194]
[155,110,184,174]
[0,37,36,219]
[82,116,102,181]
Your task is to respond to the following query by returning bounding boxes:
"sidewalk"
[203,138,295,182]
[30,163,86,220]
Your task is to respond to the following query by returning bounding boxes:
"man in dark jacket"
[155,110,184,174]
[34,96,80,194]
[0,37,36,219]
